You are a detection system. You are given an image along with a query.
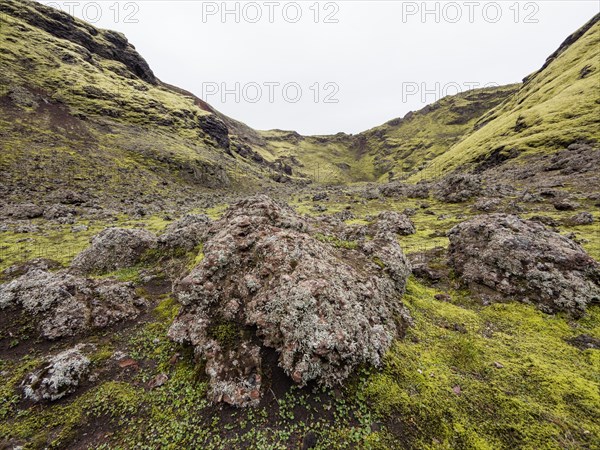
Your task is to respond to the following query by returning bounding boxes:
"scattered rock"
[0,269,144,339]
[434,174,481,203]
[566,334,600,350]
[71,225,89,233]
[493,362,504,369]
[6,203,44,219]
[371,211,416,236]
[332,209,354,222]
[567,212,594,226]
[168,195,412,407]
[71,227,157,273]
[434,293,452,302]
[554,200,580,211]
[380,182,430,199]
[312,192,328,202]
[448,214,600,316]
[48,189,88,205]
[529,215,559,228]
[2,258,61,280]
[43,204,77,220]
[22,345,91,402]
[472,198,501,212]
[363,189,381,200]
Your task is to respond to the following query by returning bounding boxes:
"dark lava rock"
[198,115,230,149]
[472,198,501,212]
[553,200,580,211]
[566,334,600,350]
[448,214,600,316]
[380,182,430,199]
[168,195,412,407]
[312,192,328,202]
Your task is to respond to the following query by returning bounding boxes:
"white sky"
[38,1,600,135]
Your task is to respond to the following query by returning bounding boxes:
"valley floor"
[1,186,599,449]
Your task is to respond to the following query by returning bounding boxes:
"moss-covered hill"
[0,0,293,210]
[1,0,597,201]
[415,13,600,181]
[262,14,599,185]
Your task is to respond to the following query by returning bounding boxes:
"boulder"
[0,269,144,340]
[43,204,77,220]
[434,174,481,203]
[472,198,501,212]
[554,200,580,211]
[168,195,412,407]
[158,214,211,251]
[22,345,91,402]
[371,211,416,236]
[71,227,157,273]
[6,203,44,219]
[567,212,594,226]
[448,214,600,316]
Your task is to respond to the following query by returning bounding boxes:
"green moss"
[365,278,600,449]
[315,233,359,250]
[372,256,386,269]
[413,20,600,181]
[207,322,240,348]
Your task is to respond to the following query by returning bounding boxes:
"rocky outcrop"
[22,345,91,402]
[71,228,157,274]
[448,214,600,316]
[198,115,230,149]
[0,269,145,340]
[168,195,412,407]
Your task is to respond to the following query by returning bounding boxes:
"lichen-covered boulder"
[0,269,145,339]
[371,211,416,236]
[22,345,91,402]
[448,214,600,316]
[168,195,412,407]
[71,227,157,273]
[158,214,211,251]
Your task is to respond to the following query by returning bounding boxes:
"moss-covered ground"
[1,192,598,449]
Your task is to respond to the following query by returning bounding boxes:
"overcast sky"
[39,1,599,135]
